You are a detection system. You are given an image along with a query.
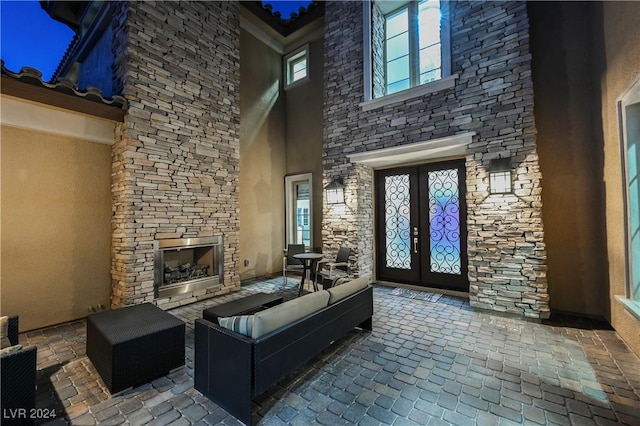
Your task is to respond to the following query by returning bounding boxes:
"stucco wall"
[529,2,609,318]
[1,126,112,331]
[598,1,640,356]
[239,30,287,280]
[285,36,325,251]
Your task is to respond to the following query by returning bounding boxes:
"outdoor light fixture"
[489,156,512,194]
[324,178,345,204]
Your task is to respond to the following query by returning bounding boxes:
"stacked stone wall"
[323,1,549,318]
[111,1,241,308]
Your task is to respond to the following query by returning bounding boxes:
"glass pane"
[295,183,310,247]
[386,32,409,61]
[626,103,640,301]
[388,79,410,94]
[428,169,461,275]
[296,183,309,200]
[292,58,306,74]
[386,8,408,38]
[419,44,441,75]
[420,68,441,85]
[387,55,410,85]
[418,4,441,48]
[385,174,411,269]
[293,69,307,82]
[290,57,307,83]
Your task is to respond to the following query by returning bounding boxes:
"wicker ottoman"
[86,303,185,394]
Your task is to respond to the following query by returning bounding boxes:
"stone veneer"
[323,1,549,318]
[111,1,241,309]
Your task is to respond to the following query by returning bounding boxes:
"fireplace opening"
[154,236,223,298]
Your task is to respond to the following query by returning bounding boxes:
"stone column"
[110,1,241,308]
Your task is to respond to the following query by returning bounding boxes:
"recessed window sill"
[284,76,309,91]
[360,74,459,112]
[615,295,640,322]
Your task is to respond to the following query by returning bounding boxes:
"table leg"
[311,260,319,292]
[298,263,308,297]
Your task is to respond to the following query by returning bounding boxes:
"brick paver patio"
[18,278,640,425]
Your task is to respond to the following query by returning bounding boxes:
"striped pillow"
[218,315,254,337]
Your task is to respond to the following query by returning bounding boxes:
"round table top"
[293,252,323,260]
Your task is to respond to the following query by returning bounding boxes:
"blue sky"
[0,1,312,82]
[1,0,74,81]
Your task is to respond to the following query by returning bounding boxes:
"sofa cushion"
[0,316,10,349]
[0,344,22,355]
[218,315,254,337]
[252,291,330,338]
[327,276,369,304]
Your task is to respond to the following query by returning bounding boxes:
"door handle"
[413,237,418,254]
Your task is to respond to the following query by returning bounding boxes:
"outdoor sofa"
[194,276,373,425]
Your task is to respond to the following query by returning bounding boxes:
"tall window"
[385,0,444,95]
[285,174,313,249]
[365,0,451,103]
[619,77,640,319]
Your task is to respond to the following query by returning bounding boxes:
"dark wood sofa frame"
[194,285,373,425]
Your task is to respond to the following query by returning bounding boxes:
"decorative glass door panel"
[376,161,468,291]
[377,168,420,282]
[384,174,412,269]
[427,168,461,274]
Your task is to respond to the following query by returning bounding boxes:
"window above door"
[362,0,456,111]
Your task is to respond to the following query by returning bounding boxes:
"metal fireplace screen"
[154,236,223,298]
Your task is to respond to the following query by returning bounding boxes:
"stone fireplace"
[110,1,241,309]
[154,237,223,298]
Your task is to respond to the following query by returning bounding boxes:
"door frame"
[374,158,469,292]
[418,160,469,291]
[285,173,313,251]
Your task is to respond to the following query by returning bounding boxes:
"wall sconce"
[324,178,345,204]
[489,157,512,194]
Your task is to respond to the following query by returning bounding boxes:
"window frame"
[285,173,313,250]
[616,75,640,322]
[284,44,310,90]
[362,0,456,111]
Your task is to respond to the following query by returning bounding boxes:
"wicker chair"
[1,316,37,423]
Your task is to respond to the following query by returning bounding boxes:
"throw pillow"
[0,344,22,355]
[327,276,369,304]
[0,316,10,349]
[333,277,350,287]
[218,315,254,337]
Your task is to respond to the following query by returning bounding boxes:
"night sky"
[0,1,312,82]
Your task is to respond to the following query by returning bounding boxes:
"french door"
[375,160,468,292]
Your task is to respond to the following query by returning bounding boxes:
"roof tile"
[1,60,127,110]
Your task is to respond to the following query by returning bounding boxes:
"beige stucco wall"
[599,1,640,357]
[285,37,325,251]
[1,125,112,331]
[239,30,287,280]
[531,1,640,356]
[529,2,609,317]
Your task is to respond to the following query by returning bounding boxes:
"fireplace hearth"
[154,236,223,298]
